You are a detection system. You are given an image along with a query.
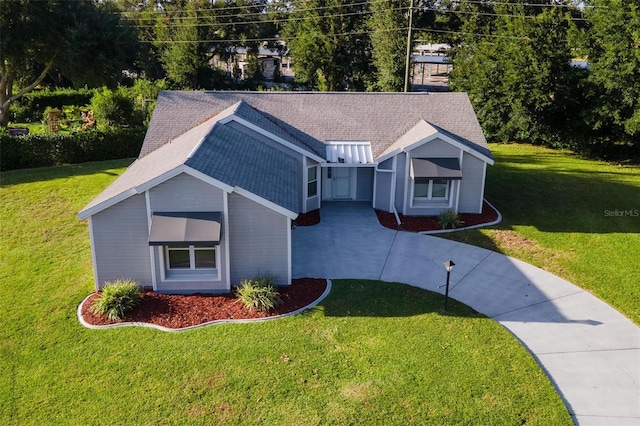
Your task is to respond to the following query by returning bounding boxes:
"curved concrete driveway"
[292,202,640,426]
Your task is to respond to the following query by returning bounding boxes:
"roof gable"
[377,119,494,165]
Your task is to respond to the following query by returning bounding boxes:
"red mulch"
[294,209,320,226]
[81,278,327,329]
[375,201,499,232]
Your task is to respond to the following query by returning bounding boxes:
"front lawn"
[442,143,640,324]
[0,160,571,424]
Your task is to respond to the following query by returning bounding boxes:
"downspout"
[392,205,403,230]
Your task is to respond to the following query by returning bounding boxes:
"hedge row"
[1,127,146,171]
[12,88,96,122]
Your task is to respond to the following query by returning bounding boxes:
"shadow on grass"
[320,279,482,319]
[485,153,640,234]
[0,158,133,187]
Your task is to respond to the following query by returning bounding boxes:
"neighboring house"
[78,91,493,294]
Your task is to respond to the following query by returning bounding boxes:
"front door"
[332,167,352,199]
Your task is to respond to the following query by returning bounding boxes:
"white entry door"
[332,167,352,199]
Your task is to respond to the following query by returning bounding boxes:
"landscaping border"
[77,280,332,332]
[418,199,502,235]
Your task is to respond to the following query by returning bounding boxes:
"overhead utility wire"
[127,6,409,29]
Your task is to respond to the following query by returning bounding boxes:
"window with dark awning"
[411,158,462,179]
[148,212,221,246]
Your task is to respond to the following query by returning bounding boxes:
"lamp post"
[443,260,455,312]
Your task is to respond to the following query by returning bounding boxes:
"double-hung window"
[307,166,318,198]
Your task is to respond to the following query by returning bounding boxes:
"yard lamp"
[443,260,455,312]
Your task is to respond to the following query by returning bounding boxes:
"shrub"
[91,279,142,321]
[438,210,464,229]
[235,275,282,312]
[0,127,146,171]
[12,87,95,122]
[91,87,141,129]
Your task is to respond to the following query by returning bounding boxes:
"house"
[78,91,493,294]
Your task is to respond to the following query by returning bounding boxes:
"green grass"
[442,143,640,324]
[0,159,571,424]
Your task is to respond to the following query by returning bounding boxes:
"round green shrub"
[91,279,142,321]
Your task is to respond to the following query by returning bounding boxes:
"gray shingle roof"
[141,91,491,161]
[185,123,300,213]
[81,91,492,218]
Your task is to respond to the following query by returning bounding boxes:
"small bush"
[91,279,142,321]
[438,210,464,229]
[235,275,282,312]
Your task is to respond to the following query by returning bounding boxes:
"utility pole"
[404,0,414,92]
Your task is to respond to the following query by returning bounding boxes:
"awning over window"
[326,141,374,164]
[411,158,462,179]
[149,212,221,246]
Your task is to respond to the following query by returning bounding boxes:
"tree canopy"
[0,0,137,124]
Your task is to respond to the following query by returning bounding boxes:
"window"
[307,166,318,198]
[413,178,450,201]
[166,245,216,271]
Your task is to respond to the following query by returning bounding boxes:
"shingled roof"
[141,91,491,161]
[80,91,492,219]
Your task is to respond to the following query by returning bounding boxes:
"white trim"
[87,217,99,291]
[391,155,398,213]
[223,192,231,291]
[403,153,410,215]
[232,186,298,220]
[409,178,455,209]
[320,163,376,168]
[179,166,234,192]
[479,162,488,214]
[221,115,326,163]
[302,156,308,209]
[133,167,184,194]
[78,165,234,220]
[145,191,157,290]
[186,136,207,160]
[287,217,292,285]
[372,168,378,208]
[377,132,494,165]
[455,151,464,214]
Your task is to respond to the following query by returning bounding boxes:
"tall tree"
[584,0,640,150]
[369,0,410,91]
[449,1,576,146]
[0,0,137,125]
[283,0,373,91]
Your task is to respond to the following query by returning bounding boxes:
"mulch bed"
[294,209,320,226]
[375,201,499,232]
[80,278,327,329]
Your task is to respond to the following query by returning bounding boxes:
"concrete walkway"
[292,202,640,426]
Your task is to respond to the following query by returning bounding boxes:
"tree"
[449,1,577,146]
[584,0,640,152]
[369,0,410,91]
[283,0,373,91]
[0,0,137,125]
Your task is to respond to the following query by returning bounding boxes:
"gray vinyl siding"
[458,153,486,213]
[228,193,290,285]
[410,138,460,158]
[149,173,225,212]
[374,170,392,212]
[378,158,393,170]
[91,194,152,289]
[149,173,230,293]
[356,168,374,201]
[394,153,406,212]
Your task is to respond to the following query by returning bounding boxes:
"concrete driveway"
[292,202,640,426]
